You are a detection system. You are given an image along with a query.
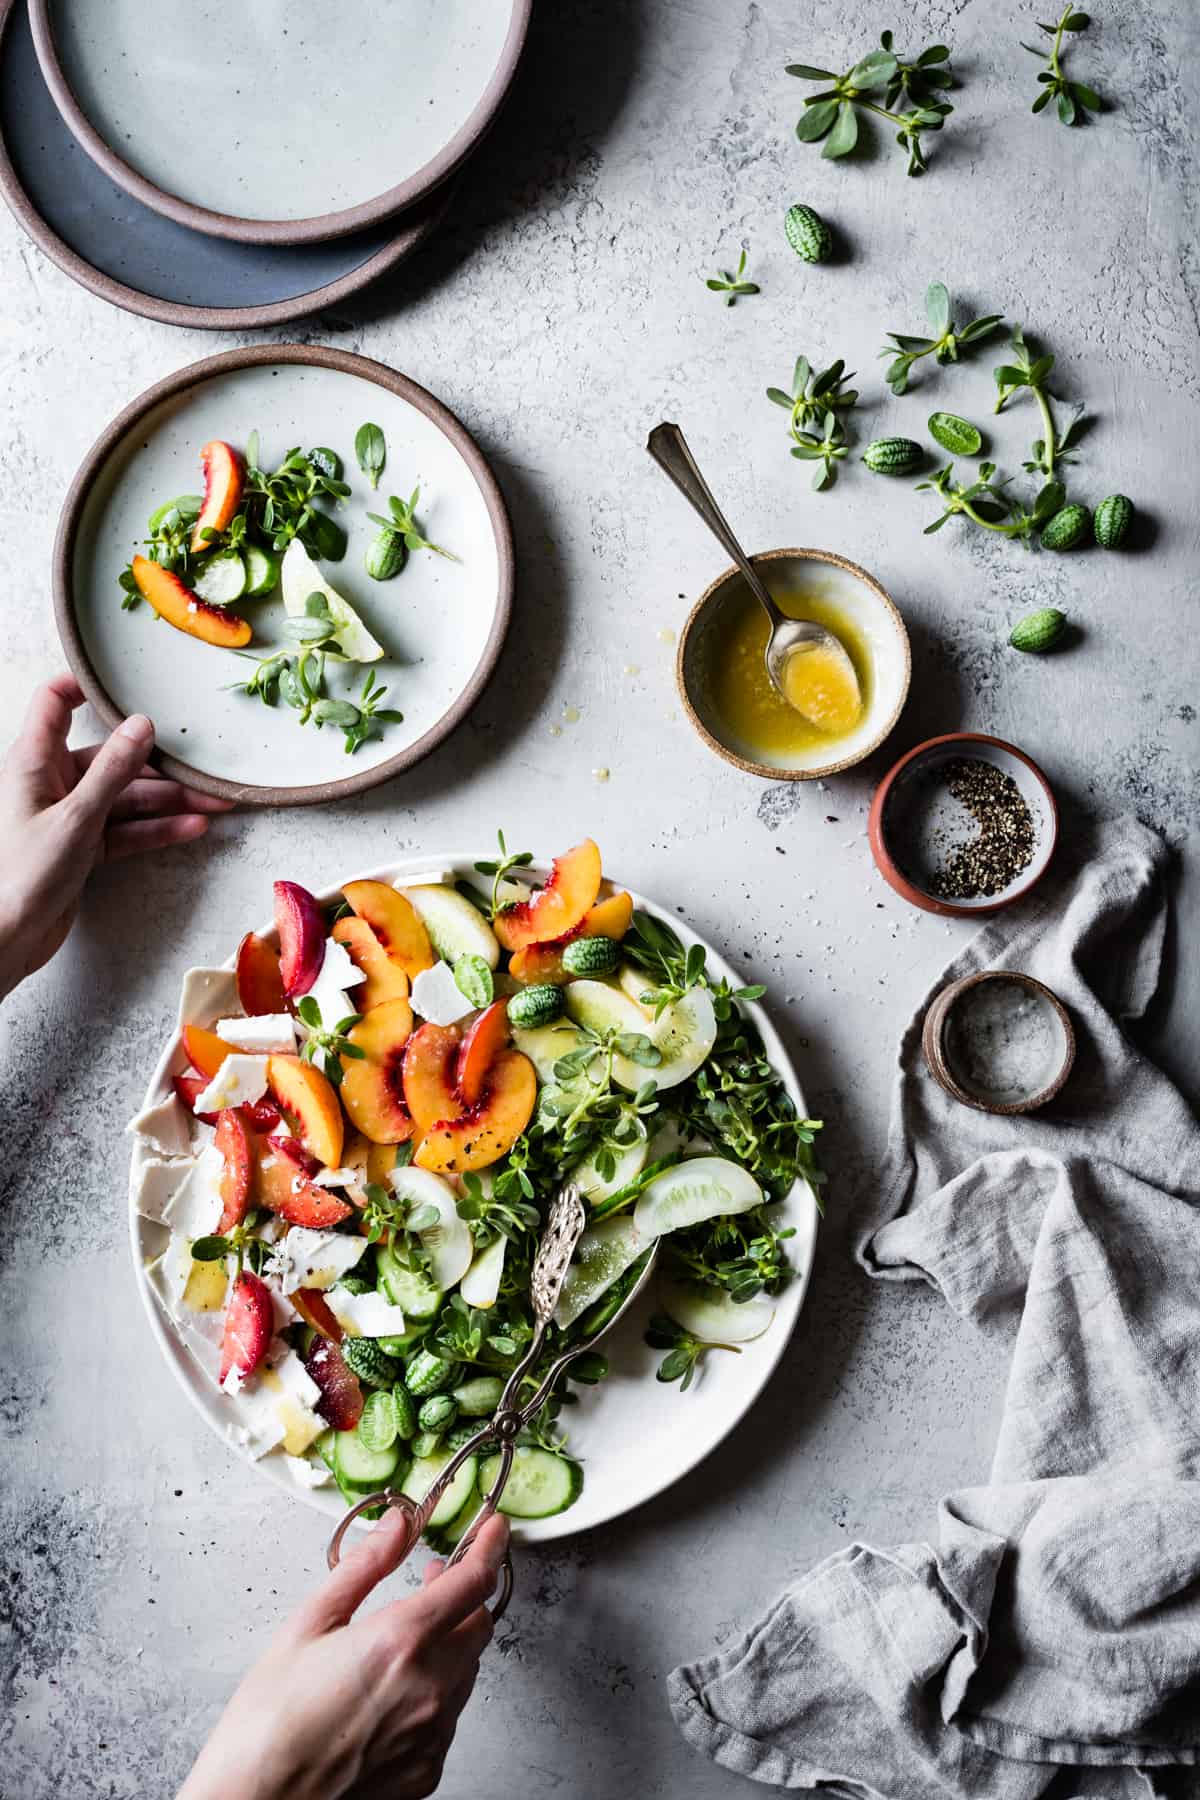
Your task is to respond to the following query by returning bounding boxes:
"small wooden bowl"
[676,548,911,781]
[922,969,1075,1114]
[868,732,1057,918]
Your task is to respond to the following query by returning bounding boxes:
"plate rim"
[28,0,532,247]
[128,852,820,1543]
[52,342,515,807]
[0,0,456,330]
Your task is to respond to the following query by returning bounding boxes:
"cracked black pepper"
[931,759,1036,900]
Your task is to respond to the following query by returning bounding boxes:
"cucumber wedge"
[574,1136,647,1204]
[430,1486,483,1548]
[399,885,500,970]
[401,1451,479,1529]
[280,538,383,664]
[376,1242,443,1320]
[336,1424,404,1489]
[389,1167,473,1290]
[657,1276,775,1344]
[511,1018,589,1084]
[633,1155,761,1237]
[243,544,280,596]
[564,980,656,1090]
[460,1232,507,1308]
[479,1447,582,1519]
[192,549,246,604]
[554,1216,649,1329]
[564,980,717,1093]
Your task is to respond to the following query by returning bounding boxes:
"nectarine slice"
[267,1054,344,1169]
[493,840,603,951]
[274,881,326,998]
[338,998,416,1146]
[292,1287,343,1342]
[131,554,251,649]
[343,881,435,979]
[182,1023,232,1080]
[332,916,411,1011]
[257,1154,353,1228]
[191,440,244,552]
[402,1021,462,1134]
[236,931,287,1016]
[509,889,635,985]
[457,1000,511,1108]
[214,1108,254,1234]
[414,1049,537,1175]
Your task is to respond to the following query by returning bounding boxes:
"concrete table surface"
[2,2,1197,1794]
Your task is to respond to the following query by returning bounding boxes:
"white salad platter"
[128,852,820,1543]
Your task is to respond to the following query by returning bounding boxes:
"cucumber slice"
[574,1136,647,1204]
[280,538,383,664]
[335,1424,403,1489]
[479,1447,583,1519]
[511,1019,589,1084]
[554,1216,649,1329]
[432,1487,483,1548]
[460,1233,506,1308]
[243,544,280,596]
[148,493,201,533]
[564,980,656,1090]
[192,549,246,604]
[565,980,717,1094]
[399,885,500,970]
[377,1323,430,1357]
[389,1167,473,1290]
[376,1243,443,1320]
[657,1276,775,1344]
[401,1451,479,1528]
[633,1156,761,1237]
[452,1375,504,1415]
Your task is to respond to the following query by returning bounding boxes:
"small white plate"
[128,855,821,1544]
[31,0,531,244]
[54,346,513,806]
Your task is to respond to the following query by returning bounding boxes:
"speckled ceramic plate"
[30,0,530,245]
[128,854,820,1540]
[0,0,455,330]
[54,346,513,805]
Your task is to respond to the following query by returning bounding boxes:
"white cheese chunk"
[392,868,459,891]
[272,1226,367,1295]
[410,960,475,1027]
[297,937,364,1036]
[129,1144,193,1222]
[127,1094,193,1158]
[221,1366,244,1396]
[223,1379,287,1460]
[161,1143,225,1239]
[326,1286,408,1339]
[312,1167,359,1188]
[178,966,239,1030]
[193,1054,269,1115]
[285,1454,332,1488]
[216,1014,297,1054]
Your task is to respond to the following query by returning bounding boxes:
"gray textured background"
[2,2,1198,1795]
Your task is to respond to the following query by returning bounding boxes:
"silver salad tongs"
[327,1183,658,1619]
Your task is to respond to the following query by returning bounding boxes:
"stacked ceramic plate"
[2,0,531,327]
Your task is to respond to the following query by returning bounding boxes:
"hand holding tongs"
[327,1183,658,1620]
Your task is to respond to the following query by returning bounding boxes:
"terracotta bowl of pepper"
[868,732,1058,918]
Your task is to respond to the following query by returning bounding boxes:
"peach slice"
[332,916,411,1012]
[338,998,416,1145]
[191,440,244,552]
[267,1054,344,1169]
[130,554,251,649]
[509,890,636,985]
[214,1108,254,1234]
[343,881,435,980]
[273,881,326,998]
[414,1049,537,1176]
[181,1023,232,1080]
[402,1021,462,1134]
[292,1286,343,1342]
[257,1154,353,1228]
[366,1142,403,1187]
[457,1000,511,1108]
[236,931,287,1016]
[493,840,603,951]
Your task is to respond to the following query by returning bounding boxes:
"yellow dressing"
[780,641,862,735]
[706,585,872,760]
[183,1257,228,1313]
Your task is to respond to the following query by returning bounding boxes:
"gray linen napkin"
[669,818,1200,1797]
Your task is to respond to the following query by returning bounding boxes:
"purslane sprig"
[644,1313,741,1390]
[993,325,1087,478]
[295,995,364,1086]
[366,488,458,565]
[705,247,760,307]
[880,282,1004,394]
[233,647,403,755]
[766,355,859,491]
[473,830,535,921]
[243,432,351,563]
[916,463,1067,544]
[787,36,955,177]
[1023,6,1101,124]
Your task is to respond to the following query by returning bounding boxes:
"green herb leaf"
[355,423,386,490]
[454,954,495,1009]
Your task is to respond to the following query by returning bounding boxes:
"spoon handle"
[646,422,784,627]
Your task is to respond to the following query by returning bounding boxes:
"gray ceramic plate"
[30,0,530,246]
[0,0,453,330]
[54,346,514,806]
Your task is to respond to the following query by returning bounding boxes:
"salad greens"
[705,248,760,307]
[354,421,387,490]
[766,354,860,491]
[880,282,1005,395]
[787,32,955,176]
[1024,6,1101,124]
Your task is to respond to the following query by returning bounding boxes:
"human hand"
[178,1509,510,1800]
[0,673,231,1000]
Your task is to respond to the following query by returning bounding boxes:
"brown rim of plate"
[52,343,515,809]
[28,0,532,247]
[675,547,912,782]
[867,731,1060,918]
[0,0,456,331]
[921,968,1076,1115]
